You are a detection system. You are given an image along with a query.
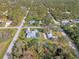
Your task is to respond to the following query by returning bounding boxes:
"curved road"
[48,9,79,58]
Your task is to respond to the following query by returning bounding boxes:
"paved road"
[48,10,79,58]
[0,26,44,29]
[2,7,79,59]
[60,28,79,58]
[23,26,43,29]
[0,27,18,29]
[3,9,29,59]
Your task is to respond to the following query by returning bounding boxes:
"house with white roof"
[46,32,53,39]
[25,29,39,38]
[29,20,36,25]
[73,19,79,23]
[61,20,70,25]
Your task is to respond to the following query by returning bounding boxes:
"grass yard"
[0,29,17,59]
[0,39,11,59]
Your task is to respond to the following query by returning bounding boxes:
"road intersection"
[3,8,30,59]
[2,7,79,59]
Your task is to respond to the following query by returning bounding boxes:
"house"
[0,16,13,22]
[46,32,53,39]
[61,20,70,25]
[29,20,36,25]
[25,29,39,38]
[0,16,13,27]
[63,11,71,14]
[76,19,79,21]
[5,21,12,27]
[73,19,79,23]
[28,20,42,25]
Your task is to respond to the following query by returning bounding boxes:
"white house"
[26,29,39,38]
[46,32,53,39]
[61,20,70,25]
[73,19,79,23]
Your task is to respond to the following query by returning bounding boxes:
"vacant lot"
[0,29,17,59]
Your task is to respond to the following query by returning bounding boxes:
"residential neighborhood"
[0,0,79,59]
